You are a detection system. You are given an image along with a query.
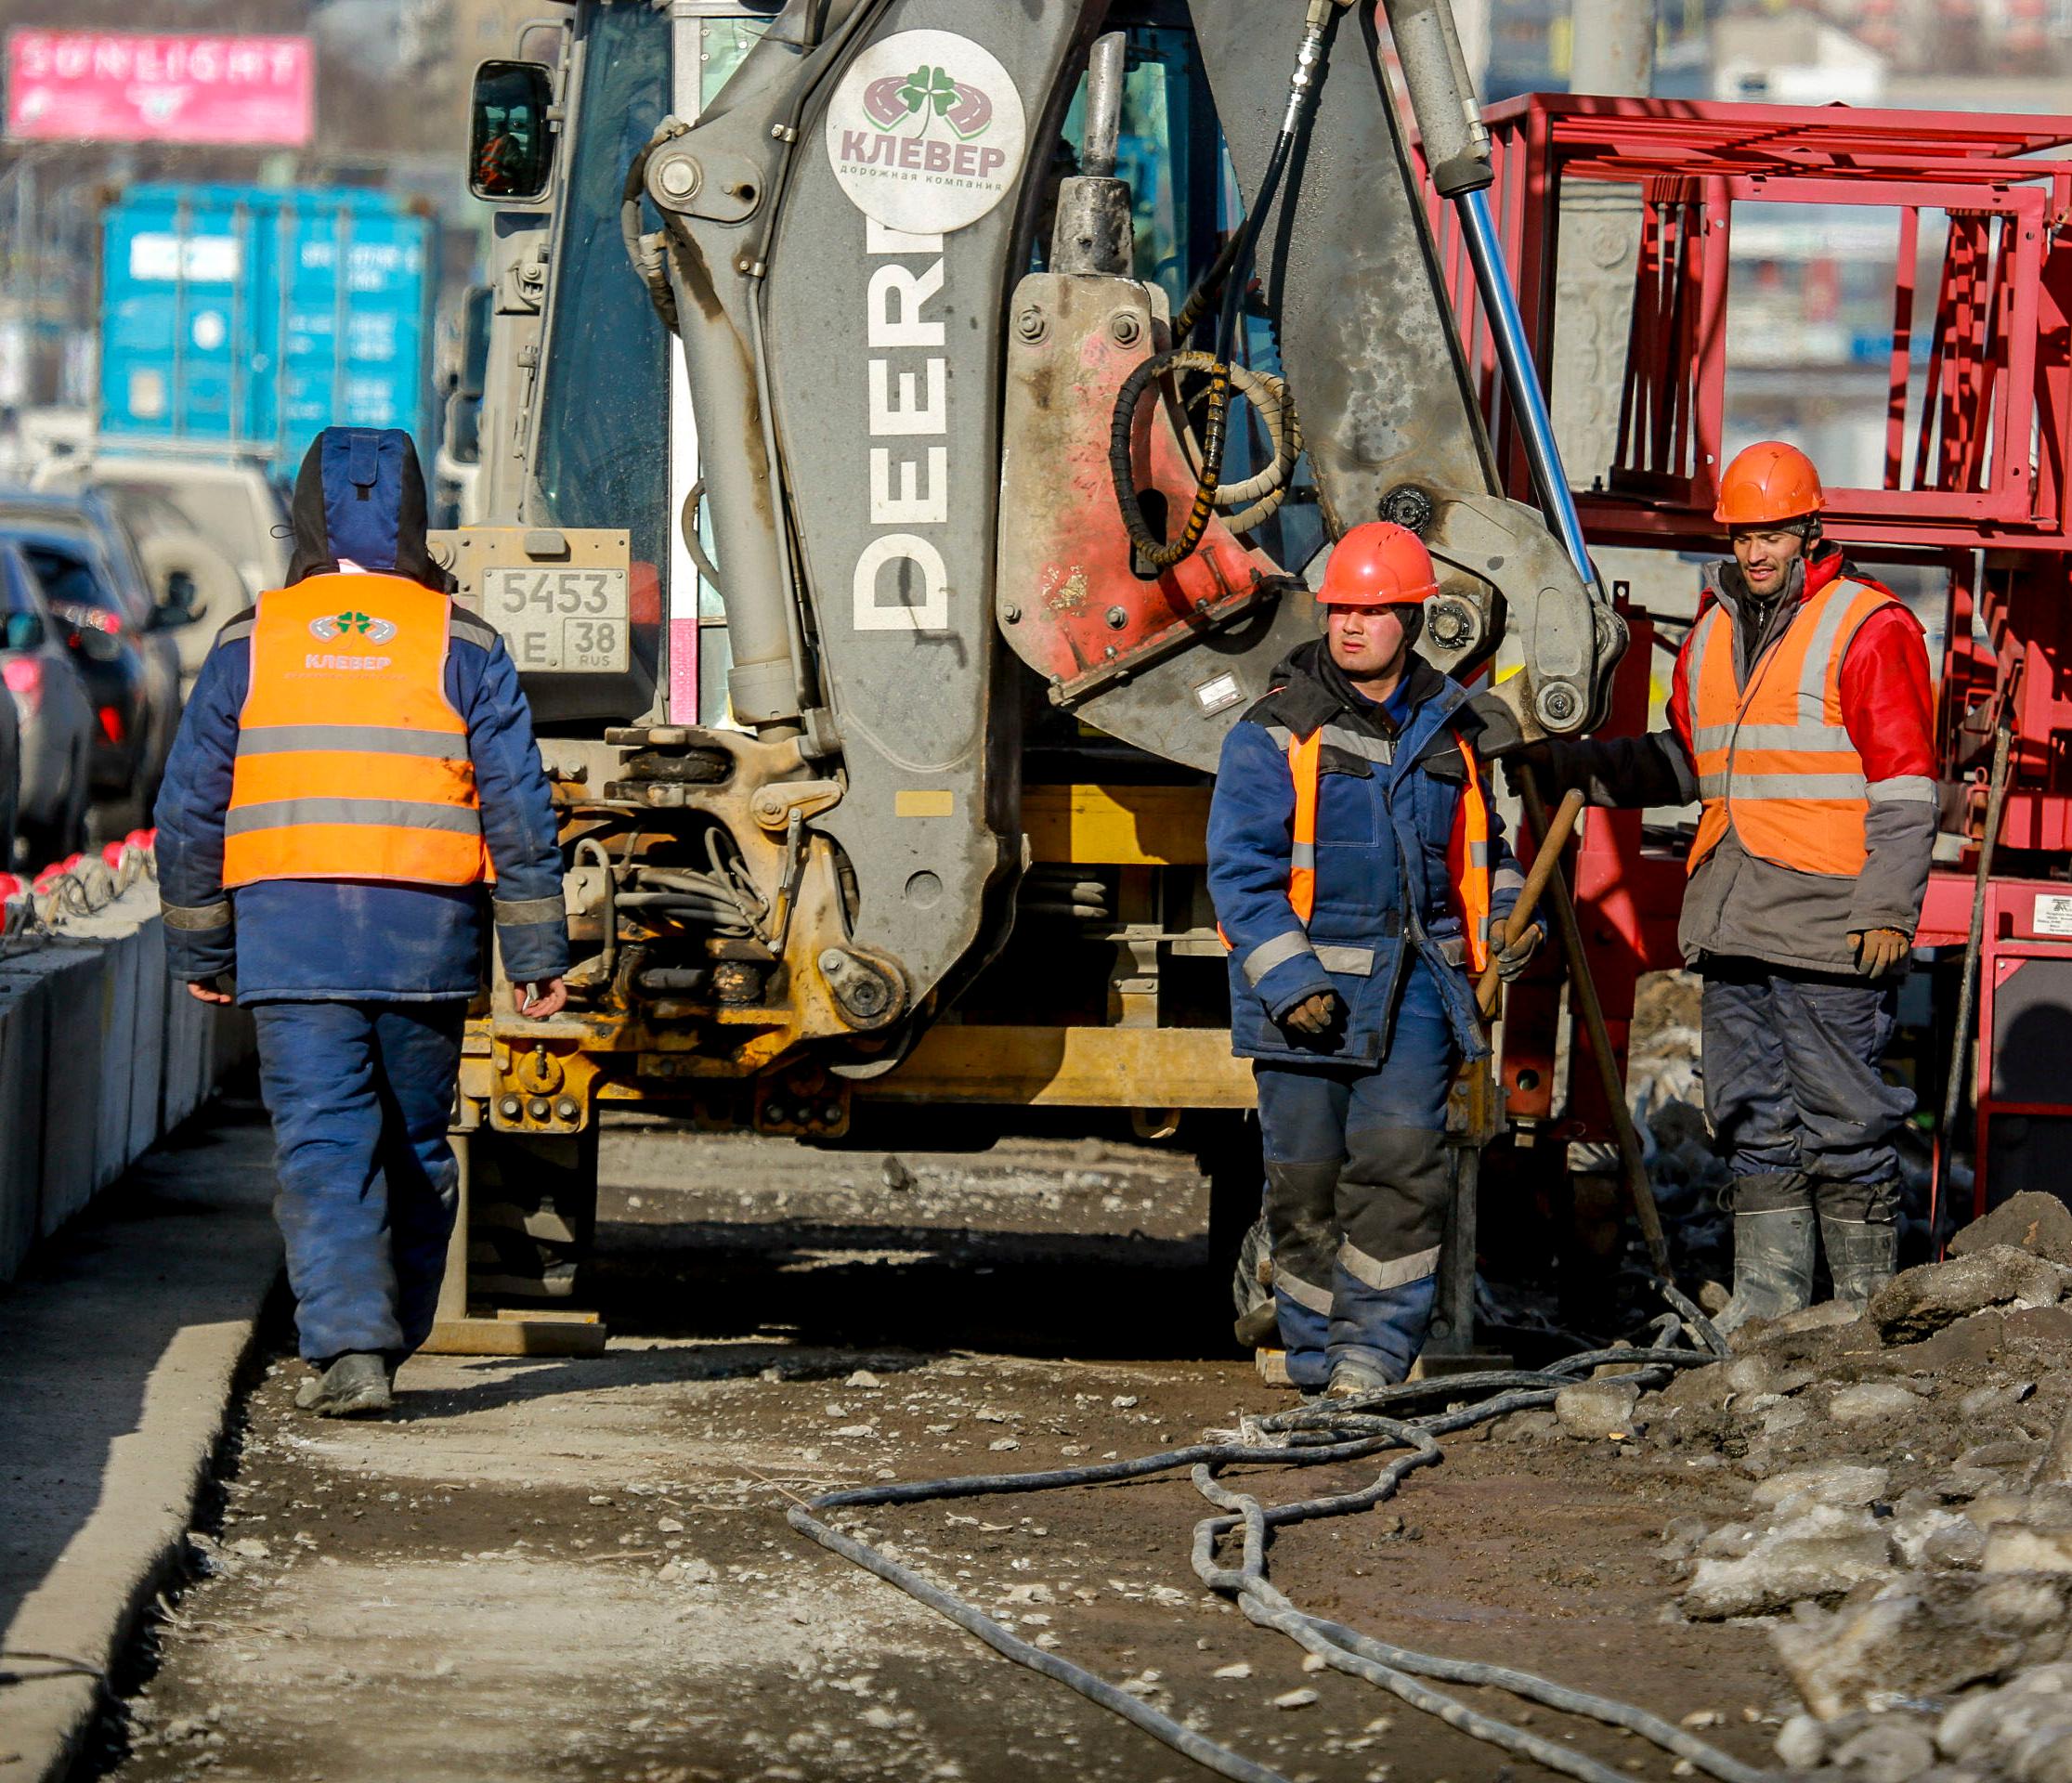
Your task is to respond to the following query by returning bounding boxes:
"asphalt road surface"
[84,1124,1789,1783]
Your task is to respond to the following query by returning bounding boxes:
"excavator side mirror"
[469,61,554,202]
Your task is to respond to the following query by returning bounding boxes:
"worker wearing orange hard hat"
[1501,443,1935,1331]
[1207,521,1542,1395]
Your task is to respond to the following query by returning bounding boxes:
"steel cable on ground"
[789,1310,1773,1783]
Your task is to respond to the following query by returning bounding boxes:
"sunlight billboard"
[6,30,315,146]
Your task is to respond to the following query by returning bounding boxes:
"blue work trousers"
[253,1000,466,1362]
[1257,964,1457,1388]
[1701,959,1910,1218]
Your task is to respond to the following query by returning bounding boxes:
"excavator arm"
[477,0,1622,1083]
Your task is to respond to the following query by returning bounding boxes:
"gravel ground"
[85,1126,1796,1783]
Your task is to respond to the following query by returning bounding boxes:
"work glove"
[1849,928,1911,978]
[1280,990,1343,1036]
[1495,925,1544,983]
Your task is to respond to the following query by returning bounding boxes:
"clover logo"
[861,63,993,139]
[308,610,397,644]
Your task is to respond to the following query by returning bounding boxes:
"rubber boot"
[293,1352,394,1419]
[1323,1358,1394,1401]
[1231,1213,1277,1347]
[1820,1207,1898,1306]
[1715,1208,1818,1336]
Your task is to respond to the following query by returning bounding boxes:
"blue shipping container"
[99,183,436,470]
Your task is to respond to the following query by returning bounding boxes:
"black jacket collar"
[1256,639,1455,741]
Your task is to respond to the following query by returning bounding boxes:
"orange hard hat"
[1714,440,1825,527]
[1318,521,1440,608]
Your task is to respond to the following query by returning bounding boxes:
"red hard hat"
[1714,441,1824,527]
[1318,521,1440,608]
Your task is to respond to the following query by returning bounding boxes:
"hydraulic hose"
[790,1306,1770,1783]
[1932,684,2016,1251]
[1109,4,1333,569]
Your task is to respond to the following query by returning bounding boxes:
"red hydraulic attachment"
[1426,95,2072,1212]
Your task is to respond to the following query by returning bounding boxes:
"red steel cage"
[1432,95,2072,1213]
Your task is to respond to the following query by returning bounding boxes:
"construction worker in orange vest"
[1503,443,1935,1329]
[1207,522,1542,1395]
[153,428,569,1417]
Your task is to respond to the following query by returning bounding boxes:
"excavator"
[434,0,1625,1314]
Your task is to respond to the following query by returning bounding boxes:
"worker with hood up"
[155,426,569,1418]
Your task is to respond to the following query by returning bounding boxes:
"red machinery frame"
[1436,96,2072,1213]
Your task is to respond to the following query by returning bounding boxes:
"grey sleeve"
[1850,796,1935,936]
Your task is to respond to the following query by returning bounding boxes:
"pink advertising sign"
[6,30,314,146]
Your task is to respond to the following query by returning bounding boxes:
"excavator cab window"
[1050,20,1325,576]
[699,14,778,107]
[533,0,673,684]
[1054,25,1222,317]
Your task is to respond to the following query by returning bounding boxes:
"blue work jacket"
[152,424,568,1003]
[1207,644,1528,1066]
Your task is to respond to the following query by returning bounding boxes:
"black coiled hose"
[1109,49,1312,571]
[1101,123,1293,567]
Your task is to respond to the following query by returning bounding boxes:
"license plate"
[481,567,631,673]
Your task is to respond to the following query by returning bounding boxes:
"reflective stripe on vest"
[1448,741,1492,975]
[1686,577,1894,879]
[1284,727,1492,974]
[222,572,492,889]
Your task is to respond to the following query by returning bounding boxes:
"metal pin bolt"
[528,1098,551,1121]
[1016,306,1048,344]
[1104,605,1127,629]
[1537,683,1579,725]
[1103,644,1118,660]
[499,1096,521,1120]
[655,156,699,199]
[822,1104,842,1125]
[1002,603,1021,623]
[765,1103,788,1126]
[555,1099,579,1122]
[1110,311,1141,347]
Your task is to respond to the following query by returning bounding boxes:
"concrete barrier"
[0,865,253,1285]
[0,946,107,1239]
[0,969,47,1281]
[62,891,167,1187]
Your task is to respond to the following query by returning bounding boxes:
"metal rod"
[1453,187,1593,585]
[1081,32,1126,179]
[1518,769,1671,1277]
[1477,787,1585,1018]
[1934,694,2016,1247]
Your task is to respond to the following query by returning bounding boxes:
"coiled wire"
[790,1308,1770,1783]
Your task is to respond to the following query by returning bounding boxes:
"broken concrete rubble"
[1865,1244,2072,1343]
[1620,1193,2072,1780]
[1681,1503,1895,1620]
[1554,1378,1641,1440]
[1948,1192,2072,1269]
[1583,1201,2072,1772]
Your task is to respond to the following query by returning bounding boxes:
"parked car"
[34,453,288,601]
[0,682,19,874]
[0,491,190,827]
[85,484,246,683]
[0,541,95,865]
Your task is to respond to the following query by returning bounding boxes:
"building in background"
[0,0,539,419]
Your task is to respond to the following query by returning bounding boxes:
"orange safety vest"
[1284,727,1492,974]
[223,572,492,889]
[1686,575,1895,879]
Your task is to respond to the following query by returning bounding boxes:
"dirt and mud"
[82,1123,1804,1783]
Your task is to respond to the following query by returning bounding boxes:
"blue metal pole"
[1454,185,1594,587]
